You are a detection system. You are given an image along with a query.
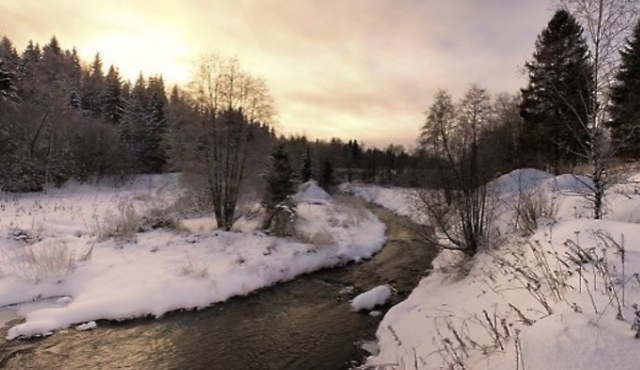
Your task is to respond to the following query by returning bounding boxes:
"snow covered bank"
[350,169,640,369]
[340,183,427,224]
[0,178,386,339]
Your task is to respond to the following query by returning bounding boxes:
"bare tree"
[172,54,275,230]
[556,0,640,219]
[417,86,495,256]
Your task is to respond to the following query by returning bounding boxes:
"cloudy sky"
[0,0,553,148]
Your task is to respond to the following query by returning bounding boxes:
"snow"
[75,321,97,331]
[340,182,427,223]
[350,285,392,311]
[0,174,386,339]
[292,180,332,204]
[349,168,640,370]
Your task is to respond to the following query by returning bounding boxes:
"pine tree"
[66,48,83,109]
[121,73,147,167]
[301,146,312,182]
[103,65,125,124]
[0,60,17,102]
[520,9,595,170]
[0,37,18,102]
[265,144,295,209]
[608,18,640,158]
[141,76,168,173]
[319,158,334,192]
[81,53,105,117]
[0,36,19,69]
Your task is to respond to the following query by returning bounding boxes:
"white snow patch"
[350,285,392,311]
[293,180,332,204]
[75,321,97,331]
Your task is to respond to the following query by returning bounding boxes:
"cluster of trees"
[417,0,640,255]
[0,35,170,190]
[0,35,416,230]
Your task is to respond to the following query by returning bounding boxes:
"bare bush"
[416,87,497,257]
[513,190,558,235]
[3,240,78,282]
[296,228,335,246]
[140,204,180,231]
[96,199,141,243]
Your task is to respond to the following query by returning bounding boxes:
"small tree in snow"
[301,146,313,183]
[319,158,335,192]
[264,143,295,210]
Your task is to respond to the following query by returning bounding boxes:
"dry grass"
[513,190,558,236]
[178,255,210,279]
[2,240,80,283]
[95,199,141,243]
[296,228,336,246]
[331,195,370,227]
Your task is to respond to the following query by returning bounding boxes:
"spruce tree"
[520,9,595,170]
[608,18,640,158]
[141,76,168,173]
[103,65,125,125]
[265,144,295,209]
[301,146,312,182]
[81,53,105,117]
[0,60,17,102]
[319,158,334,192]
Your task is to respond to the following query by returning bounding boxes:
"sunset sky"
[0,0,553,148]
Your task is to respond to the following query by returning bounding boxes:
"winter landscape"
[4,0,640,369]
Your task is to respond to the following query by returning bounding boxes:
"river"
[0,206,437,370]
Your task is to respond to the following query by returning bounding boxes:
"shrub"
[513,190,558,236]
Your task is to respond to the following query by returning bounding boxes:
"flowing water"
[0,207,437,370]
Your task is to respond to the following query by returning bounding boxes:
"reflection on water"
[0,309,18,329]
[0,207,437,370]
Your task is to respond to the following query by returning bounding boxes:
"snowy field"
[0,176,386,339]
[349,169,640,370]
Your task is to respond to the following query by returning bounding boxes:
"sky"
[0,0,554,149]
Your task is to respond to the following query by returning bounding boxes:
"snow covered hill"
[348,169,640,370]
[0,177,386,339]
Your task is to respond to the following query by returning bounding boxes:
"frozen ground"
[0,176,386,339]
[348,169,640,369]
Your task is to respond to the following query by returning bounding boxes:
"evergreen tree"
[102,65,125,124]
[121,73,147,161]
[40,36,66,87]
[66,48,83,109]
[0,36,19,69]
[608,18,640,158]
[21,41,41,65]
[0,37,18,102]
[301,146,312,182]
[0,60,17,102]
[265,144,295,209]
[520,9,595,170]
[81,53,105,117]
[141,76,168,173]
[319,158,334,192]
